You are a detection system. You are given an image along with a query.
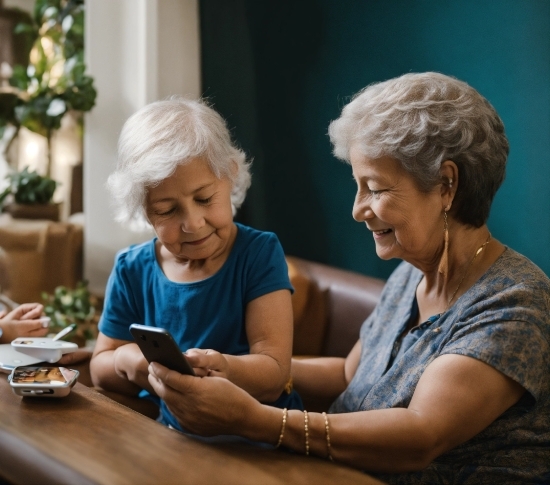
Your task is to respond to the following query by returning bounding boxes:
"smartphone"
[9,366,79,397]
[129,324,195,376]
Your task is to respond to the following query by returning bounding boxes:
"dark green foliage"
[0,0,96,144]
[0,166,57,205]
[42,280,97,340]
[0,93,22,140]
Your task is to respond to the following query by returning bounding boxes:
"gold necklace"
[442,233,492,314]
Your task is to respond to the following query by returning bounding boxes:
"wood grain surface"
[0,374,385,485]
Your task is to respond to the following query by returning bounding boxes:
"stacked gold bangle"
[303,410,310,455]
[276,409,332,460]
[276,408,288,448]
[322,412,333,461]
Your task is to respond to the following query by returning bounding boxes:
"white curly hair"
[107,97,251,225]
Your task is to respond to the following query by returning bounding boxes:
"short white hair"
[107,97,251,225]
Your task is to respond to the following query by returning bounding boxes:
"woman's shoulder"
[114,238,156,270]
[229,223,288,279]
[456,247,550,319]
[233,223,283,255]
[234,222,280,243]
[453,247,550,343]
[487,247,550,292]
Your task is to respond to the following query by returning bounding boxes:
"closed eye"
[156,207,176,216]
[368,188,384,198]
[196,197,212,205]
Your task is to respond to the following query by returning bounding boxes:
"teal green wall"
[201,0,550,279]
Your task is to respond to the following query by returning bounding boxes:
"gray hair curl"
[107,97,251,225]
[328,72,509,227]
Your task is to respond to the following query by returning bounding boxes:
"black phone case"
[129,324,195,376]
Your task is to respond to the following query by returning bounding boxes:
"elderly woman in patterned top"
[146,72,549,484]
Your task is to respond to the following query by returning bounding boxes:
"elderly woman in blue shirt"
[90,98,302,431]
[147,72,549,484]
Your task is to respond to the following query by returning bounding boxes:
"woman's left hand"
[0,303,48,343]
[147,361,270,437]
[184,348,230,378]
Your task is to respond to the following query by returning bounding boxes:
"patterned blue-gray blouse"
[330,248,550,484]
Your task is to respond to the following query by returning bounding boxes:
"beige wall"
[83,0,201,296]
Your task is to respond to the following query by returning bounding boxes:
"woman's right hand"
[113,343,150,388]
[91,333,150,395]
[148,361,280,439]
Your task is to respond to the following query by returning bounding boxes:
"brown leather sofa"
[286,256,385,411]
[287,256,385,358]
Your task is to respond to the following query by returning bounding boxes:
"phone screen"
[11,366,77,386]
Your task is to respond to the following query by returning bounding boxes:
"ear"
[439,160,458,211]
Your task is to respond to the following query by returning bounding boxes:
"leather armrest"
[287,256,384,358]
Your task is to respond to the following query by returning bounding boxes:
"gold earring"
[438,210,449,276]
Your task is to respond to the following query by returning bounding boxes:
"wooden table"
[0,374,384,485]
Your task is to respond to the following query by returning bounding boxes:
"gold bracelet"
[275,408,288,448]
[284,376,293,394]
[303,410,310,455]
[322,412,333,461]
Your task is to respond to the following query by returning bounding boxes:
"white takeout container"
[11,338,78,363]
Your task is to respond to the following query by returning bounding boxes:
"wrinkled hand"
[148,362,260,437]
[0,303,48,343]
[113,343,150,386]
[185,348,229,378]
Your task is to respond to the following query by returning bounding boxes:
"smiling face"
[145,157,236,267]
[350,147,445,269]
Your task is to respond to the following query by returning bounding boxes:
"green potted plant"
[42,280,99,347]
[0,89,24,169]
[0,165,59,220]
[0,4,34,168]
[1,0,96,177]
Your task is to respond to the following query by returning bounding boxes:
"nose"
[352,192,374,222]
[180,208,205,233]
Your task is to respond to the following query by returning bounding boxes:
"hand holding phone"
[129,324,195,376]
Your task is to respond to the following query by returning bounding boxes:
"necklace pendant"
[442,233,492,314]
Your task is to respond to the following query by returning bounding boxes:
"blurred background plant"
[0,0,96,176]
[42,280,98,344]
[0,165,56,204]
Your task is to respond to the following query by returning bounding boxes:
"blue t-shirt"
[99,223,301,428]
[331,248,550,484]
